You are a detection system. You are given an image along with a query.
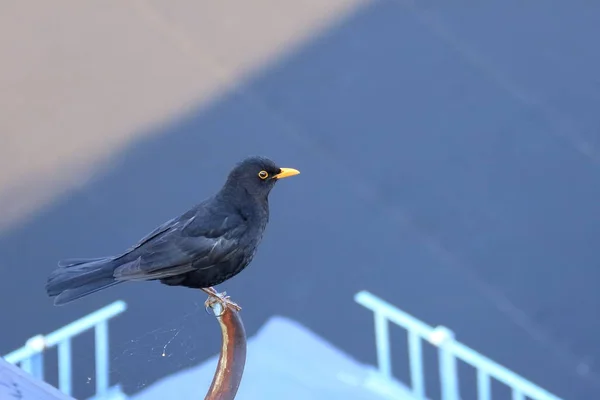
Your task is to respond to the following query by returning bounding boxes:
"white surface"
[0,357,73,400]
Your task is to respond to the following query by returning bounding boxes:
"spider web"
[66,300,223,397]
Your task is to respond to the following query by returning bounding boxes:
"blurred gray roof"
[131,316,414,400]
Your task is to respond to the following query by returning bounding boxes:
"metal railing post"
[513,389,526,400]
[430,326,460,400]
[373,311,392,379]
[20,357,32,375]
[57,339,73,396]
[95,319,109,396]
[30,353,44,380]
[477,369,491,400]
[24,335,46,380]
[407,330,425,399]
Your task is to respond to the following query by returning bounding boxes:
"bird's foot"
[205,292,241,312]
[202,287,242,315]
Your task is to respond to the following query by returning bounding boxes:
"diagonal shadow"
[2,1,600,398]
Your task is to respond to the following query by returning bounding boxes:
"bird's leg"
[201,287,241,313]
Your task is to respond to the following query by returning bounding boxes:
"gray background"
[1,1,599,399]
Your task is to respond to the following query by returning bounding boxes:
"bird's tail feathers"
[57,257,110,268]
[52,278,121,305]
[46,256,120,305]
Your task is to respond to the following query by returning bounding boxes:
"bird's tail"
[46,256,120,305]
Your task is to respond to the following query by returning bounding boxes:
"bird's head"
[222,156,300,201]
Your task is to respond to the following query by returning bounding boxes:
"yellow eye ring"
[258,170,269,180]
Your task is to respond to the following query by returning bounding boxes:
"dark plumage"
[45,156,300,310]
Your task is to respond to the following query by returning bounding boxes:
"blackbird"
[45,156,300,311]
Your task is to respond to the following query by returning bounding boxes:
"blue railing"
[3,300,127,399]
[355,291,563,400]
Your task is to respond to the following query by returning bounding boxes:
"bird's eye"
[258,170,269,180]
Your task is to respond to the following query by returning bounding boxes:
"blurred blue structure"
[3,292,564,400]
[3,301,126,400]
[355,291,563,400]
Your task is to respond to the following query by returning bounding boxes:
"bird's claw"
[204,290,242,316]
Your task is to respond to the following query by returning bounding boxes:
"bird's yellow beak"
[274,167,300,179]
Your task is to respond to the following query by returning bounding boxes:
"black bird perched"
[45,156,300,311]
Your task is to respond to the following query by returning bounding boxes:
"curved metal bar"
[204,302,247,400]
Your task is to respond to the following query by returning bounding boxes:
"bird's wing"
[113,208,245,281]
[116,202,203,257]
[122,212,189,253]
[112,258,195,281]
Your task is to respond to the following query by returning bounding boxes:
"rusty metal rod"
[204,302,247,400]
